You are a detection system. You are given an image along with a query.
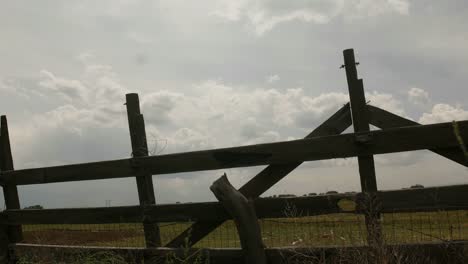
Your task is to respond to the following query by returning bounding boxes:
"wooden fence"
[0,49,467,263]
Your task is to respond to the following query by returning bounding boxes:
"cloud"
[3,65,461,207]
[349,0,410,18]
[248,9,332,35]
[419,103,468,124]
[367,91,406,116]
[0,77,8,90]
[39,70,88,102]
[388,0,410,15]
[213,0,410,35]
[294,92,349,128]
[135,125,211,157]
[2,1,468,208]
[4,56,131,170]
[408,87,430,106]
[374,151,425,167]
[213,0,337,35]
[76,52,95,64]
[35,59,128,113]
[266,74,280,83]
[289,90,405,129]
[141,82,299,152]
[141,91,183,125]
[138,81,407,155]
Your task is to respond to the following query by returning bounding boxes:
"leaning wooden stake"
[210,174,266,264]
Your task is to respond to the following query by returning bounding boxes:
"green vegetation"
[15,210,468,263]
[21,210,468,248]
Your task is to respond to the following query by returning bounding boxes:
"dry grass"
[15,209,468,263]
[20,210,468,248]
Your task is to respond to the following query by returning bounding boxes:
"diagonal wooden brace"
[368,105,468,166]
[166,103,352,247]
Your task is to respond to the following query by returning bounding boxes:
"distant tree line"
[23,205,43,210]
[261,184,425,199]
[19,184,425,207]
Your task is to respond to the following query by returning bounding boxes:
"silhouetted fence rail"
[1,185,467,225]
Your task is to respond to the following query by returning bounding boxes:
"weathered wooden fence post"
[210,174,266,264]
[0,116,23,263]
[342,49,383,259]
[0,225,9,264]
[125,94,161,247]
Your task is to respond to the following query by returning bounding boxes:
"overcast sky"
[1,0,468,208]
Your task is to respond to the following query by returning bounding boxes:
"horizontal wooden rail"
[1,184,467,225]
[11,241,468,264]
[0,120,467,186]
[368,105,468,166]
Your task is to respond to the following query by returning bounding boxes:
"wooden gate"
[1,49,467,263]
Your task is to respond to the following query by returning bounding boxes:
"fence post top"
[125,93,140,102]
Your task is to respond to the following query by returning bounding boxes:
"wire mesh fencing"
[20,209,468,248]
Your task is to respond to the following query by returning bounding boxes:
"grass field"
[21,210,468,248]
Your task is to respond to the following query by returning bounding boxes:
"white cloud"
[388,0,410,15]
[211,0,251,21]
[76,52,95,64]
[266,74,280,83]
[0,77,7,90]
[39,70,88,102]
[138,81,406,155]
[36,61,128,112]
[350,0,410,18]
[419,103,468,124]
[4,56,131,170]
[374,151,425,167]
[38,105,93,130]
[248,8,332,35]
[141,82,301,152]
[213,0,337,35]
[164,127,212,153]
[213,0,410,35]
[408,87,430,106]
[294,92,349,128]
[141,91,183,125]
[367,91,406,116]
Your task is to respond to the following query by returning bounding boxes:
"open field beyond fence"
[21,210,468,248]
